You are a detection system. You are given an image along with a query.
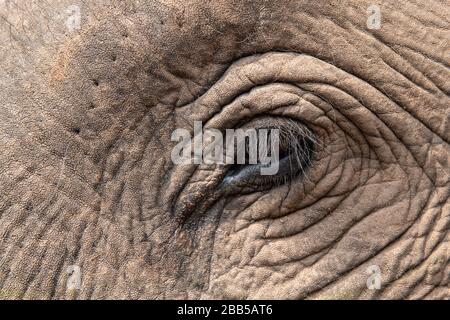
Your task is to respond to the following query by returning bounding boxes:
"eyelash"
[219,119,317,195]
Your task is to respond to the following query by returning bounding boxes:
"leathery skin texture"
[0,0,448,299]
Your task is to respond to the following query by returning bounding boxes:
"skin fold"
[0,0,448,299]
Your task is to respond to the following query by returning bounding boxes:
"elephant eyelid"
[219,118,317,195]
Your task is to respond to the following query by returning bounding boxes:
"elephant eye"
[219,118,316,196]
[172,117,318,223]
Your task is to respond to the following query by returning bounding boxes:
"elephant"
[0,0,448,300]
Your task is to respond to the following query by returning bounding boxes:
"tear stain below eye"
[172,166,228,225]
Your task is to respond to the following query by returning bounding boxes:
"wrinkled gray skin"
[0,0,449,299]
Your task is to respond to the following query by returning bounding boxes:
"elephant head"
[0,0,448,299]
